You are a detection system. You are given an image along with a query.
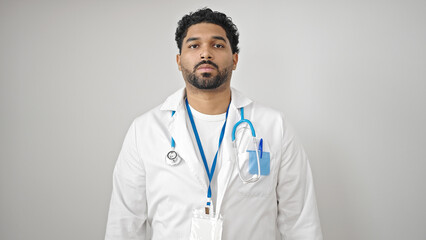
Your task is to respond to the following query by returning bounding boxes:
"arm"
[276,118,323,240]
[105,121,148,240]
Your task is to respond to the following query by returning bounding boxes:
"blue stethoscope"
[231,107,262,183]
[165,101,262,184]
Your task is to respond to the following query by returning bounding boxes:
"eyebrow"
[212,36,226,42]
[185,36,227,43]
[185,37,199,43]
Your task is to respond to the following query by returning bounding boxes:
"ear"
[176,54,182,71]
[232,53,238,70]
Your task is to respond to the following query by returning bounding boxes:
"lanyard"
[185,98,229,205]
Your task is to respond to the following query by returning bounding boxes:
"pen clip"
[258,138,263,159]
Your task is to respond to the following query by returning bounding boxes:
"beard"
[182,60,232,90]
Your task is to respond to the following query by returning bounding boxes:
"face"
[176,23,238,90]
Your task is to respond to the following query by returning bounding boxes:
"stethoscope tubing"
[231,107,256,141]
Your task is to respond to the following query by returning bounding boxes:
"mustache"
[193,60,219,71]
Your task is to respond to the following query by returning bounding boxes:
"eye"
[214,44,224,48]
[189,44,199,49]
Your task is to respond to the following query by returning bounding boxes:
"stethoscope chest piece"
[165,149,182,166]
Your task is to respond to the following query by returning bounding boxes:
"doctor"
[105,8,323,240]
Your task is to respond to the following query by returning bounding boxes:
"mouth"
[196,64,217,73]
[193,60,219,73]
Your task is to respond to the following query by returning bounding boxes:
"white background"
[1,0,425,239]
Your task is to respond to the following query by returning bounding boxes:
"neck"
[185,84,231,115]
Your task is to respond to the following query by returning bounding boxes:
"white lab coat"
[105,88,323,240]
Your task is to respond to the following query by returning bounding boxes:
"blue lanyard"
[185,99,229,204]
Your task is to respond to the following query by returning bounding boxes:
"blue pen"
[259,138,263,159]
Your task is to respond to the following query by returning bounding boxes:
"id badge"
[189,208,223,240]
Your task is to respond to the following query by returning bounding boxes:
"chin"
[200,72,214,78]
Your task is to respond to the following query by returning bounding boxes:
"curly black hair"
[175,8,240,54]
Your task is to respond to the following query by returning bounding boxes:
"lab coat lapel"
[169,103,208,191]
[215,103,239,217]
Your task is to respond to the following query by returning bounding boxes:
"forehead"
[184,23,228,42]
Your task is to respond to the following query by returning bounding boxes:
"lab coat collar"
[159,87,253,112]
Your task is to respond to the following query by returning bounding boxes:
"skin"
[176,23,238,115]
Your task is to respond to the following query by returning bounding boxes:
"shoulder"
[246,100,296,142]
[133,88,184,124]
[245,100,286,129]
[231,88,283,120]
[131,104,170,130]
[250,101,283,118]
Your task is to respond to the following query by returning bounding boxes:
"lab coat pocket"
[235,138,274,197]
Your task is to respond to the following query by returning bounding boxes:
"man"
[105,8,322,240]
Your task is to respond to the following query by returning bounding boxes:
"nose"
[200,46,213,60]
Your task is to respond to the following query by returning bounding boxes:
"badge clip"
[205,198,213,216]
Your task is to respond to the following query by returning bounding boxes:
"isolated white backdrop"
[1,0,425,239]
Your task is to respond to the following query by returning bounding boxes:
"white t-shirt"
[186,104,226,209]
